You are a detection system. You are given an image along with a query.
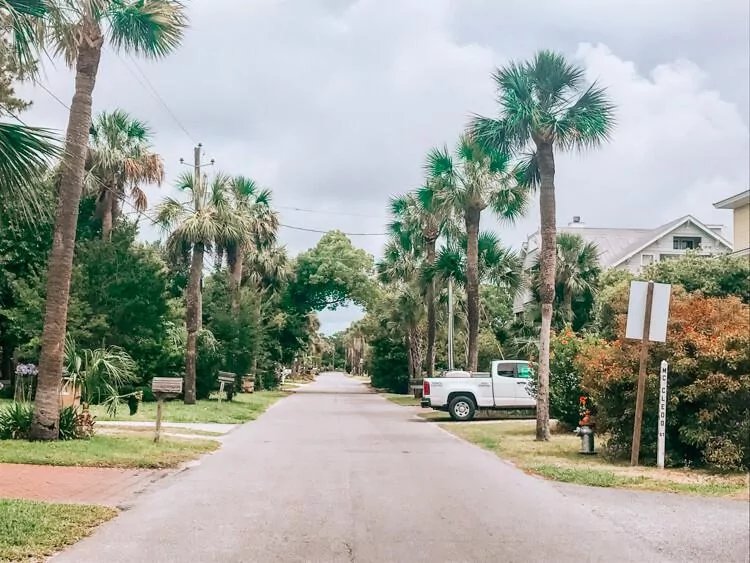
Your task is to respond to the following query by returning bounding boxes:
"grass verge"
[0,434,219,469]
[0,499,116,562]
[98,425,225,437]
[441,421,748,499]
[383,393,421,407]
[89,390,287,424]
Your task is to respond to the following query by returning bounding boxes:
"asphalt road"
[55,373,749,563]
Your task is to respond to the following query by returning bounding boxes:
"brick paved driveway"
[0,463,165,505]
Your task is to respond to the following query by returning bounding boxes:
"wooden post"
[155,399,164,443]
[630,280,654,466]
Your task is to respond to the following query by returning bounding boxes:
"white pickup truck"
[421,360,536,421]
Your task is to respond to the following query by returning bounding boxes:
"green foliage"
[644,253,750,304]
[369,330,409,393]
[580,290,750,470]
[288,230,375,312]
[0,402,81,440]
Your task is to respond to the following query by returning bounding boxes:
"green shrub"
[579,291,750,470]
[0,403,93,441]
[369,333,409,393]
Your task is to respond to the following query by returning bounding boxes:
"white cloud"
[13,1,749,332]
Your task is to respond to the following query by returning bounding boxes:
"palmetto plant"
[63,335,137,414]
[87,109,164,241]
[0,1,59,220]
[471,50,615,440]
[156,172,243,404]
[426,134,528,371]
[30,0,187,440]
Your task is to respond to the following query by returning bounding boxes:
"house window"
[641,254,655,266]
[673,236,702,250]
[660,254,680,261]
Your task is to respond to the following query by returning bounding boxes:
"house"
[513,214,733,314]
[713,189,750,257]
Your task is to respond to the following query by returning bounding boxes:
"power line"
[277,204,383,219]
[118,53,197,145]
[279,223,387,236]
[35,81,70,111]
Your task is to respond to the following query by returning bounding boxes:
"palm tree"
[155,172,241,404]
[87,109,164,241]
[529,232,600,329]
[377,235,426,381]
[471,50,615,440]
[389,184,453,377]
[426,134,528,371]
[0,2,59,220]
[30,0,187,439]
[225,176,278,313]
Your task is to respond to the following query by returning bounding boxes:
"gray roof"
[559,226,651,268]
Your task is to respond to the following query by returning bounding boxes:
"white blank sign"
[625,281,671,342]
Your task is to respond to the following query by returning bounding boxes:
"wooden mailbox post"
[217,371,236,403]
[151,377,183,443]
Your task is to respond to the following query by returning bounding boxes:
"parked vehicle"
[421,360,535,421]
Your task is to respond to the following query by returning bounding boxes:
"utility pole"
[180,144,215,332]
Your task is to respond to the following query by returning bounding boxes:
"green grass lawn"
[383,393,421,407]
[0,434,219,469]
[89,390,287,424]
[0,499,116,562]
[442,421,748,499]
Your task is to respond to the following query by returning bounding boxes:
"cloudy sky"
[19,0,750,333]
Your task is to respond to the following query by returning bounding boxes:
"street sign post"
[625,280,671,466]
[657,360,669,469]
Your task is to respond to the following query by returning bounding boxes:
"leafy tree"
[156,172,242,404]
[644,253,750,304]
[426,134,527,371]
[87,109,164,241]
[31,0,187,440]
[288,230,375,312]
[472,50,615,440]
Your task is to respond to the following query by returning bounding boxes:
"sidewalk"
[0,463,166,506]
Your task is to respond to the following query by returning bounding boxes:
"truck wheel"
[448,395,476,422]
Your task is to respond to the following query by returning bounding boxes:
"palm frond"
[528,50,585,111]
[107,0,187,59]
[0,122,60,219]
[554,82,616,151]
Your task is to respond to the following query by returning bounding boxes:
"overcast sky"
[19,0,750,333]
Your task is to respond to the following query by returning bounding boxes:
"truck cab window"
[496,364,515,377]
[517,365,533,379]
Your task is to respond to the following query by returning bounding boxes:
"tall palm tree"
[471,50,615,440]
[0,1,59,220]
[30,0,187,439]
[87,109,164,240]
[225,176,278,313]
[389,184,453,377]
[155,172,241,404]
[426,134,528,371]
[377,234,426,380]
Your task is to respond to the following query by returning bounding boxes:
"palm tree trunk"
[185,242,204,405]
[229,245,244,315]
[562,289,573,323]
[101,187,113,241]
[425,238,437,377]
[535,141,557,442]
[29,21,103,441]
[464,207,481,372]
